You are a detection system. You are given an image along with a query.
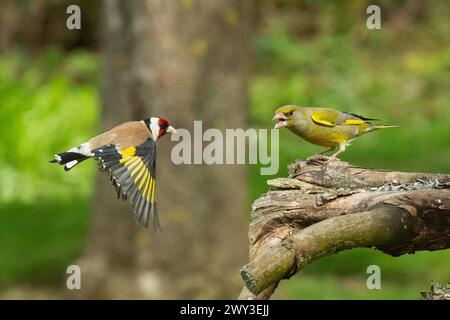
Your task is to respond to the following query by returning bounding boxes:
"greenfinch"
[273,105,397,160]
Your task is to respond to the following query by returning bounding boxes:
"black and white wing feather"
[91,139,159,230]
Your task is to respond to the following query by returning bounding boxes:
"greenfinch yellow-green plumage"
[273,105,397,160]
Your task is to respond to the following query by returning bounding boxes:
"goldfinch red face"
[149,117,177,140]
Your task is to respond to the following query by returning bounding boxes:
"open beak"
[167,126,177,134]
[273,112,287,129]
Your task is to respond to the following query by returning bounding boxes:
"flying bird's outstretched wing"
[92,138,159,230]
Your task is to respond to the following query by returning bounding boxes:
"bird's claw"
[306,154,330,164]
[323,156,337,165]
[306,154,340,167]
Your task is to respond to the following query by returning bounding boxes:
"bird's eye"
[285,111,293,116]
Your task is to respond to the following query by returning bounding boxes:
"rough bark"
[76,0,255,299]
[239,156,450,299]
[421,281,450,300]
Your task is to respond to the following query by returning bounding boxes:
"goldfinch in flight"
[51,117,176,230]
[273,105,397,160]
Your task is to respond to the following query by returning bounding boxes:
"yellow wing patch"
[131,161,144,177]
[151,180,156,203]
[343,119,366,125]
[144,177,152,200]
[311,112,336,127]
[312,111,369,127]
[120,146,136,157]
[119,154,156,204]
[135,166,148,186]
[92,139,158,229]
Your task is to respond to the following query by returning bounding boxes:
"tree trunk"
[76,0,255,299]
[238,156,450,299]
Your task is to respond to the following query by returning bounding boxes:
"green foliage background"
[0,1,448,298]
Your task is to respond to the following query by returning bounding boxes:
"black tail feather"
[50,152,89,171]
[344,112,380,121]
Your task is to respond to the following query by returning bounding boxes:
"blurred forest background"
[0,0,449,299]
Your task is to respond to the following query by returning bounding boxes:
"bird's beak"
[167,126,177,134]
[273,112,287,129]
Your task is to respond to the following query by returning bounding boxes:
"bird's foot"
[306,154,330,164]
[323,156,337,165]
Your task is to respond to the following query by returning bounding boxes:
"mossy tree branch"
[238,156,450,299]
